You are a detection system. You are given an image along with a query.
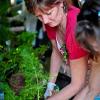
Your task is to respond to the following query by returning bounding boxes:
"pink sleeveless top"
[45,5,88,60]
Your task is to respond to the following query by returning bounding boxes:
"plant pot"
[8,73,25,95]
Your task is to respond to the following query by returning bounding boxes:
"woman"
[74,1,100,99]
[25,0,88,100]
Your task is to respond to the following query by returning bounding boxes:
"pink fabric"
[45,5,88,60]
[65,6,88,60]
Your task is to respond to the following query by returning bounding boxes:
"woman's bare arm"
[48,56,88,100]
[49,40,63,83]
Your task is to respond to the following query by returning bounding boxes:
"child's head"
[76,20,100,54]
[76,0,100,54]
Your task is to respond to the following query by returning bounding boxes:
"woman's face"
[34,2,65,27]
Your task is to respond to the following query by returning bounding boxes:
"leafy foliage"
[0,1,49,99]
[0,0,13,44]
[0,31,48,100]
[16,45,48,99]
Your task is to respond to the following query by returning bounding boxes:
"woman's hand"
[47,93,69,100]
[47,93,59,100]
[46,90,57,99]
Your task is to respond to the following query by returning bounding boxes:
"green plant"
[0,1,49,97]
[0,31,49,100]
[0,0,20,81]
[15,45,48,100]
[0,82,17,100]
[0,46,20,81]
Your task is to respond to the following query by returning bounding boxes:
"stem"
[34,69,40,100]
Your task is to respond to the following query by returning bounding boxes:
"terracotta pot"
[8,73,25,95]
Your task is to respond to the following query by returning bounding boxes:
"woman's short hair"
[24,0,72,13]
[24,0,59,13]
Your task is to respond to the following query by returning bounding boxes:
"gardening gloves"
[44,82,56,99]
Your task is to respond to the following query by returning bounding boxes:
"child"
[74,19,100,100]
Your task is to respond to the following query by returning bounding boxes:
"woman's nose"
[42,15,49,24]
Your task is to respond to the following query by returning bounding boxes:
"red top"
[45,5,88,60]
